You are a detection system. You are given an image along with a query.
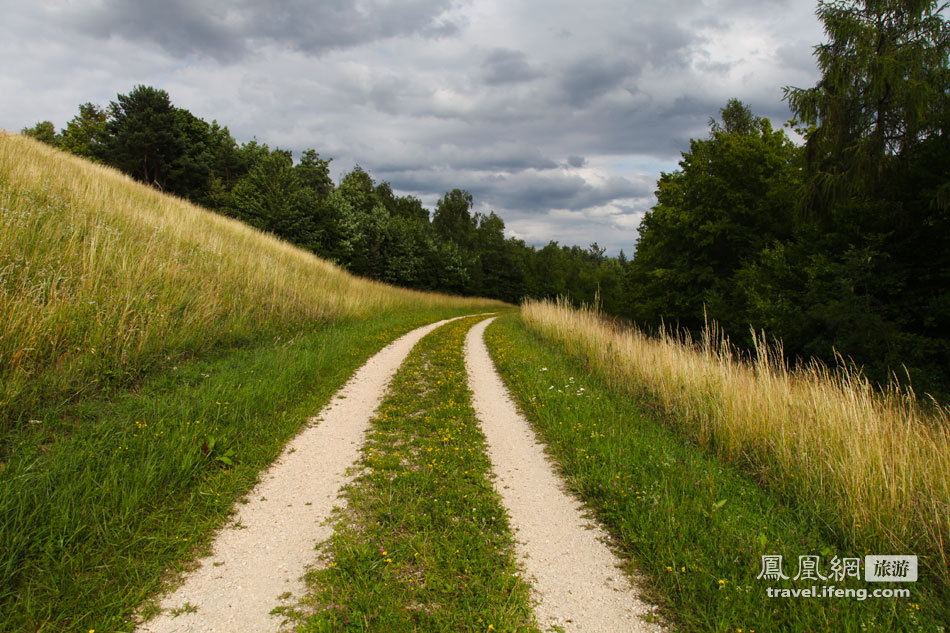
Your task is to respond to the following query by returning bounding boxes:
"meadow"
[501,299,950,629]
[0,131,498,428]
[4,129,947,632]
[0,133,502,630]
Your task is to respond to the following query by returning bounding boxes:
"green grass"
[0,132,503,426]
[519,299,950,590]
[288,315,539,633]
[0,307,483,632]
[484,314,947,633]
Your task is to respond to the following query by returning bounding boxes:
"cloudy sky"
[0,0,824,255]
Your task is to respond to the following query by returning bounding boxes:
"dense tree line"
[21,0,949,396]
[22,85,621,308]
[626,0,949,397]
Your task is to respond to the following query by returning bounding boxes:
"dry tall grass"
[522,298,950,582]
[0,132,501,423]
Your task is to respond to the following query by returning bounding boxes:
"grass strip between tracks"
[288,315,540,633]
[0,307,482,632]
[483,314,947,633]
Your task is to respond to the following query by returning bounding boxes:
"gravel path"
[139,316,472,633]
[465,317,662,633]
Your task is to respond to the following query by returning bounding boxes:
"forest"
[22,0,949,397]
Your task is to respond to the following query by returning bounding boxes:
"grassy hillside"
[0,131,501,427]
[518,299,950,623]
[485,313,949,631]
[0,132,503,630]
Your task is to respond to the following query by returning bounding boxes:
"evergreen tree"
[229,150,314,245]
[747,0,950,393]
[785,0,950,218]
[104,85,185,189]
[295,149,333,199]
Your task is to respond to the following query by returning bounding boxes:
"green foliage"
[166,108,217,203]
[379,215,424,285]
[473,211,526,303]
[313,188,359,264]
[709,97,761,135]
[768,0,950,391]
[786,0,950,217]
[105,85,185,189]
[40,67,947,397]
[20,121,59,146]
[229,150,315,244]
[294,149,333,199]
[59,103,107,160]
[625,2,950,394]
[626,102,801,336]
[432,188,476,248]
[29,83,640,311]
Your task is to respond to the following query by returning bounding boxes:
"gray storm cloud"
[0,0,823,254]
[59,0,460,61]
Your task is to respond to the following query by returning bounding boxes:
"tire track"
[139,315,477,633]
[465,317,662,633]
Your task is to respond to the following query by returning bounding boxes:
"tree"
[586,242,607,262]
[626,100,800,335]
[295,149,333,199]
[337,166,378,216]
[235,138,272,174]
[709,98,761,135]
[471,211,516,299]
[527,241,569,299]
[21,121,59,146]
[336,167,390,276]
[380,215,424,286]
[104,85,185,189]
[754,0,950,395]
[166,108,216,202]
[59,103,107,159]
[199,122,244,210]
[229,150,314,245]
[428,239,470,293]
[313,189,360,265]
[432,189,476,248]
[785,0,950,217]
[389,193,430,224]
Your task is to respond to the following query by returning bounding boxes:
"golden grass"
[0,131,502,422]
[522,298,950,581]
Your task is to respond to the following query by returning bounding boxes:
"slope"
[0,131,500,427]
[0,131,503,630]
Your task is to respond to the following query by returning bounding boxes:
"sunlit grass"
[291,316,538,632]
[486,314,948,631]
[521,298,950,587]
[0,130,503,629]
[0,131,502,425]
[0,310,484,631]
